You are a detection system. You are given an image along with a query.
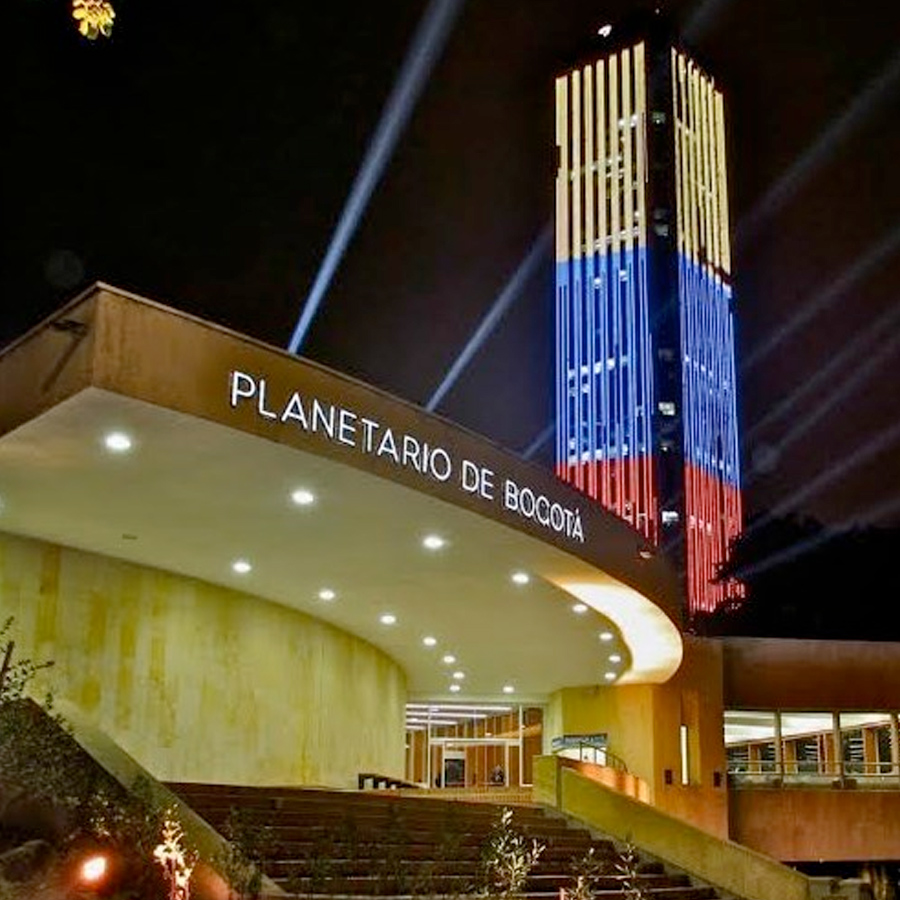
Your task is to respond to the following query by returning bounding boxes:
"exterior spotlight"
[80,854,108,884]
[103,431,132,453]
[511,571,530,585]
[380,613,397,625]
[291,488,316,506]
[599,632,614,642]
[422,534,446,551]
[572,603,588,614]
[318,588,336,601]
[423,636,437,647]
[231,559,252,575]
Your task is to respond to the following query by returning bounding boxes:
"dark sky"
[3,0,899,530]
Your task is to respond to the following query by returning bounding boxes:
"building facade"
[0,286,898,887]
[554,26,743,615]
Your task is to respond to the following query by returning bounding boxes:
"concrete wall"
[723,637,900,710]
[0,530,407,787]
[730,789,900,862]
[545,637,728,838]
[533,758,811,900]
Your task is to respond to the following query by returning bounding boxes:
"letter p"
[230,370,257,408]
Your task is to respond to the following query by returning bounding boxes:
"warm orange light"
[81,854,108,883]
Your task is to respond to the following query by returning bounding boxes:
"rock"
[0,839,55,882]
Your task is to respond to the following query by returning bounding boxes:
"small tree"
[614,841,646,900]
[479,807,544,898]
[0,618,96,818]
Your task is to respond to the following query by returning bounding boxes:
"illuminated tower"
[554,23,743,616]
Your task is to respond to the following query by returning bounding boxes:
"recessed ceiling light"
[442,654,456,665]
[231,559,252,575]
[452,671,465,681]
[318,588,336,601]
[599,631,614,642]
[502,685,515,694]
[422,636,437,647]
[449,684,461,693]
[511,571,530,585]
[572,603,588,614]
[103,432,132,453]
[422,534,446,551]
[609,654,622,663]
[380,613,397,625]
[291,488,316,506]
[604,672,617,681]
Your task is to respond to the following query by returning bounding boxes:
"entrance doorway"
[405,703,543,788]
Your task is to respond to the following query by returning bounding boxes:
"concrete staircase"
[168,783,719,899]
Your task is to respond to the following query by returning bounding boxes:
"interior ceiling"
[0,387,647,700]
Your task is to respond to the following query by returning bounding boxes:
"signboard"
[551,733,608,752]
[228,369,587,543]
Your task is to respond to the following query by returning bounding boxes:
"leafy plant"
[614,841,646,900]
[565,845,608,900]
[479,807,544,898]
[216,806,274,899]
[153,808,198,900]
[0,619,97,824]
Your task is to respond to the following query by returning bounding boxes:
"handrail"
[728,759,900,789]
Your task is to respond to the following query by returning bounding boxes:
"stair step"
[167,783,720,900]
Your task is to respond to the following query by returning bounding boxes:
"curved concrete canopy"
[0,285,683,698]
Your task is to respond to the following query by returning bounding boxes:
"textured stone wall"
[0,530,407,787]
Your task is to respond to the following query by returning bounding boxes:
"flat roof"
[0,285,683,698]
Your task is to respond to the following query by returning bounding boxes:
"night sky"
[3,0,899,530]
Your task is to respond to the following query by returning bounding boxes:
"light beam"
[758,329,900,462]
[734,492,900,581]
[522,421,555,461]
[745,297,900,442]
[758,418,900,529]
[426,224,551,411]
[742,223,900,373]
[286,0,466,354]
[737,47,900,248]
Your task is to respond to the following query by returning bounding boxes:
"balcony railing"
[728,760,900,789]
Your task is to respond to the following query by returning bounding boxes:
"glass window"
[724,710,777,779]
[840,712,893,779]
[780,712,834,778]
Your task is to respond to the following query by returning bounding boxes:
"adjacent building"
[553,22,742,615]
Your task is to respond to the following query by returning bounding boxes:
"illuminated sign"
[229,370,585,543]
